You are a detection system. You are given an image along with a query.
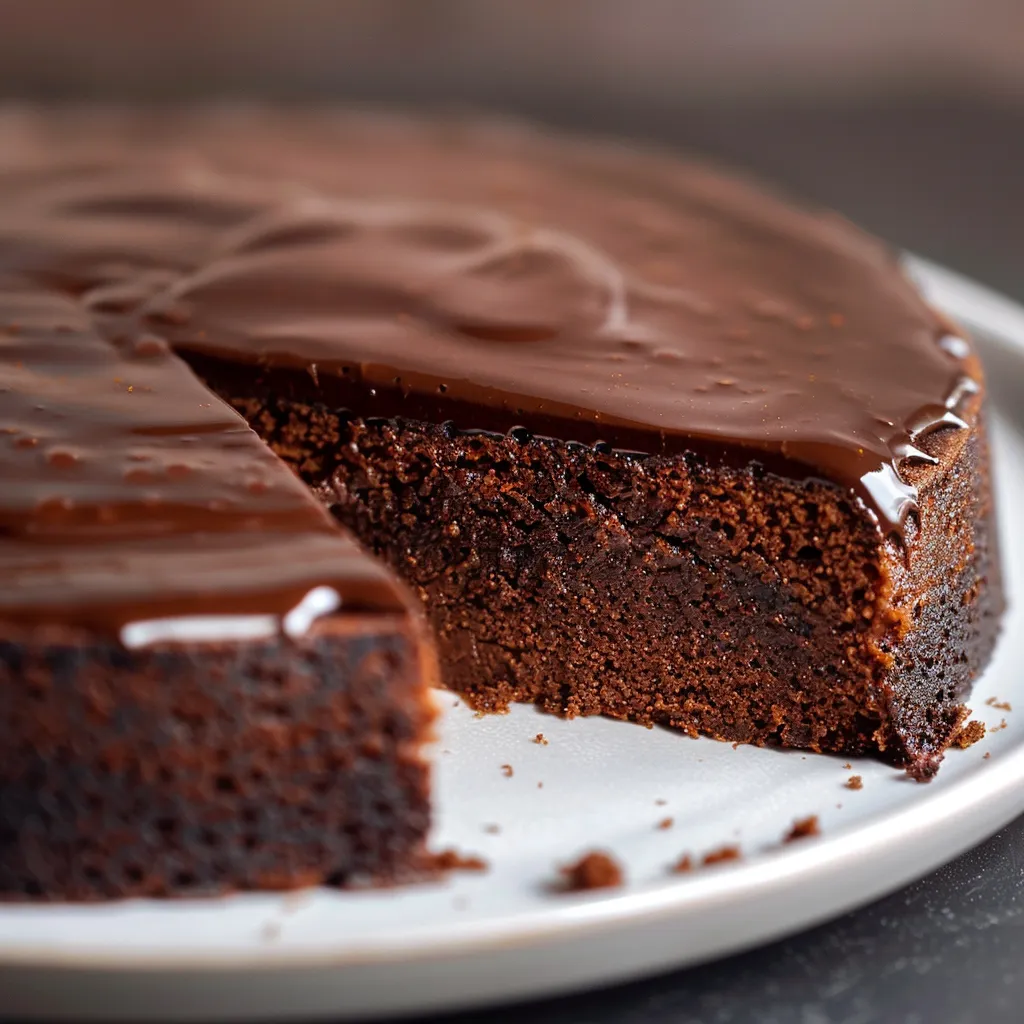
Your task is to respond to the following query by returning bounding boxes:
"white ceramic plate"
[1,257,1023,1023]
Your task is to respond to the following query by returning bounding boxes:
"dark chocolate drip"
[0,110,982,641]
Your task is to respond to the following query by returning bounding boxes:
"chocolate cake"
[0,108,1003,899]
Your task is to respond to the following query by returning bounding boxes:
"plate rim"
[1,255,1022,978]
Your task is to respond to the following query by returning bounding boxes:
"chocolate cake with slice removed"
[0,108,1003,898]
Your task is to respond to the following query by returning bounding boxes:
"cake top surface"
[0,108,982,638]
[0,272,408,642]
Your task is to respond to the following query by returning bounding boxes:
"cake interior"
[193,355,1002,778]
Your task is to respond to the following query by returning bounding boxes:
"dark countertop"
[406,98,1024,1024]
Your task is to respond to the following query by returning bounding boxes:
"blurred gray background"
[2,0,1024,103]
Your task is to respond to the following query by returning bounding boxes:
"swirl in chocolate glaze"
[0,110,984,640]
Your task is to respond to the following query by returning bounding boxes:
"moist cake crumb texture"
[954,719,987,748]
[0,108,1004,899]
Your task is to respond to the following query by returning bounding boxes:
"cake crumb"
[655,798,667,806]
[783,815,820,843]
[671,854,693,874]
[702,845,741,866]
[657,817,674,831]
[986,697,1012,712]
[954,719,986,748]
[842,763,852,770]
[483,824,501,835]
[501,763,514,778]
[533,733,549,745]
[984,752,992,759]
[991,719,1008,733]
[537,781,544,788]
[558,851,624,892]
[430,849,489,873]
[845,775,863,790]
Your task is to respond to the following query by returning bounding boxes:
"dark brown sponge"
[219,382,1001,780]
[0,615,434,900]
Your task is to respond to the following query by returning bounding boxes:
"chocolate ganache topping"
[0,274,408,643]
[0,109,980,642]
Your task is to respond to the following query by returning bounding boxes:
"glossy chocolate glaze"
[0,109,982,639]
[0,274,408,641]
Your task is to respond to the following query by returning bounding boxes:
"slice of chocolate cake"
[0,274,437,900]
[0,108,1003,898]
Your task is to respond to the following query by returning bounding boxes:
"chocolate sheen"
[0,274,407,641]
[0,109,979,641]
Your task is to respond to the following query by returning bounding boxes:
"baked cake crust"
[0,108,1004,898]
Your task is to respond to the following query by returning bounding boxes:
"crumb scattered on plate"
[986,697,1012,712]
[501,764,514,778]
[954,719,986,748]
[558,851,624,892]
[429,849,489,873]
[483,824,501,835]
[657,817,674,831]
[702,845,742,866]
[783,815,820,843]
[842,762,852,770]
[991,718,1008,733]
[655,798,667,806]
[537,781,544,788]
[984,751,992,759]
[533,733,549,745]
[845,775,863,790]
[670,854,693,874]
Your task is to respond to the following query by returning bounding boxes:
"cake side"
[220,390,908,765]
[0,613,435,901]
[879,408,1004,778]
[213,338,1000,776]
